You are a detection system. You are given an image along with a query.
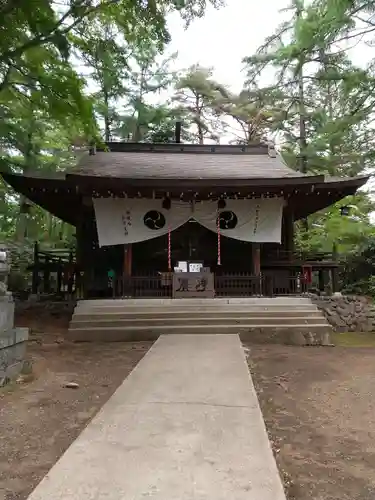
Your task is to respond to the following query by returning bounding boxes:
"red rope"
[217,211,221,266]
[168,228,171,271]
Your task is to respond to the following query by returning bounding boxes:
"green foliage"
[0,0,222,249]
[114,49,178,142]
[173,65,227,143]
[340,238,375,296]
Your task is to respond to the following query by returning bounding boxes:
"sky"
[164,2,374,211]
[165,0,373,90]
[165,0,290,91]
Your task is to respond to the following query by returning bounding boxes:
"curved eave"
[1,172,80,226]
[66,172,325,188]
[291,175,370,219]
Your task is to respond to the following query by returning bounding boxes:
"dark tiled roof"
[70,144,306,180]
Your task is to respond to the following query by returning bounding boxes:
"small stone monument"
[0,249,29,386]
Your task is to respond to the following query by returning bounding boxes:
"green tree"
[243,0,375,176]
[0,0,223,141]
[115,48,178,142]
[173,65,227,144]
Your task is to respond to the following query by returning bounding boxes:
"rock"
[21,360,33,375]
[0,376,10,387]
[64,382,79,389]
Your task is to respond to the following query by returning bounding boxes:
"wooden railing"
[272,275,308,295]
[215,274,263,297]
[113,273,172,298]
[112,272,308,298]
[265,250,335,262]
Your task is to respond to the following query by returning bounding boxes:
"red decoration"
[302,266,312,284]
[168,228,171,271]
[217,211,221,266]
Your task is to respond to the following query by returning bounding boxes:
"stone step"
[72,310,323,321]
[68,323,331,343]
[76,297,313,308]
[70,315,327,329]
[75,305,319,316]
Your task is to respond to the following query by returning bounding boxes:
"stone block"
[0,296,15,332]
[1,295,29,385]
[311,293,375,332]
[0,328,29,381]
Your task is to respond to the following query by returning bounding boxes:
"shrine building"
[0,140,368,299]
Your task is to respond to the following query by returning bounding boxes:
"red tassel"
[217,211,221,266]
[168,228,171,271]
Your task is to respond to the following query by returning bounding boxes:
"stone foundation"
[310,294,375,332]
[0,296,29,386]
[239,327,332,346]
[0,328,29,384]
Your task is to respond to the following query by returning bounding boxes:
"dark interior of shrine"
[91,221,268,274]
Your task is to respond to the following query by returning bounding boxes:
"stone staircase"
[68,297,332,345]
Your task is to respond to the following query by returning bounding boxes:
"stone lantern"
[0,248,29,386]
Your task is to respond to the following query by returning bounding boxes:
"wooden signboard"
[172,271,214,298]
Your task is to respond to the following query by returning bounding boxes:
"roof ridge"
[95,142,271,155]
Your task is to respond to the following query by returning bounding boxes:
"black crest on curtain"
[143,211,166,230]
[217,211,238,230]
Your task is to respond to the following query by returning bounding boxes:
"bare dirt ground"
[3,305,375,500]
[0,308,152,500]
[248,343,375,500]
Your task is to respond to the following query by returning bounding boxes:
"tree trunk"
[103,86,111,142]
[196,95,204,144]
[297,6,308,233]
[15,118,39,242]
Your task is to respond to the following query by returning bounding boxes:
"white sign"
[189,262,203,273]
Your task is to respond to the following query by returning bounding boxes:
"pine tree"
[173,65,226,144]
[115,48,178,142]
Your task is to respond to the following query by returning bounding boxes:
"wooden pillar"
[67,251,74,295]
[123,244,132,277]
[57,258,62,295]
[318,269,325,292]
[43,256,50,293]
[331,268,338,294]
[252,243,261,295]
[252,243,261,276]
[75,209,90,299]
[32,241,39,294]
[331,242,339,294]
[122,244,132,297]
[283,207,294,257]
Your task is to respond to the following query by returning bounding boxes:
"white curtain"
[93,197,285,247]
[193,197,284,243]
[93,198,191,247]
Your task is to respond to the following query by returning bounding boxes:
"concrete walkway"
[28,335,286,500]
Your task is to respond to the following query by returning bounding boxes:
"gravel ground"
[0,340,152,500]
[248,344,375,500]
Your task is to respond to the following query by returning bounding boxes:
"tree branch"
[1,0,119,64]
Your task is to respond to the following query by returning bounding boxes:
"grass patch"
[332,331,375,347]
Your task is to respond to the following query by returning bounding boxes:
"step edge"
[69,324,332,331]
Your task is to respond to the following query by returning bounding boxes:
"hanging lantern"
[340,206,350,216]
[162,197,171,210]
[217,199,226,210]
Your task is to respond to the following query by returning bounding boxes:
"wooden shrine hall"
[0,141,368,299]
